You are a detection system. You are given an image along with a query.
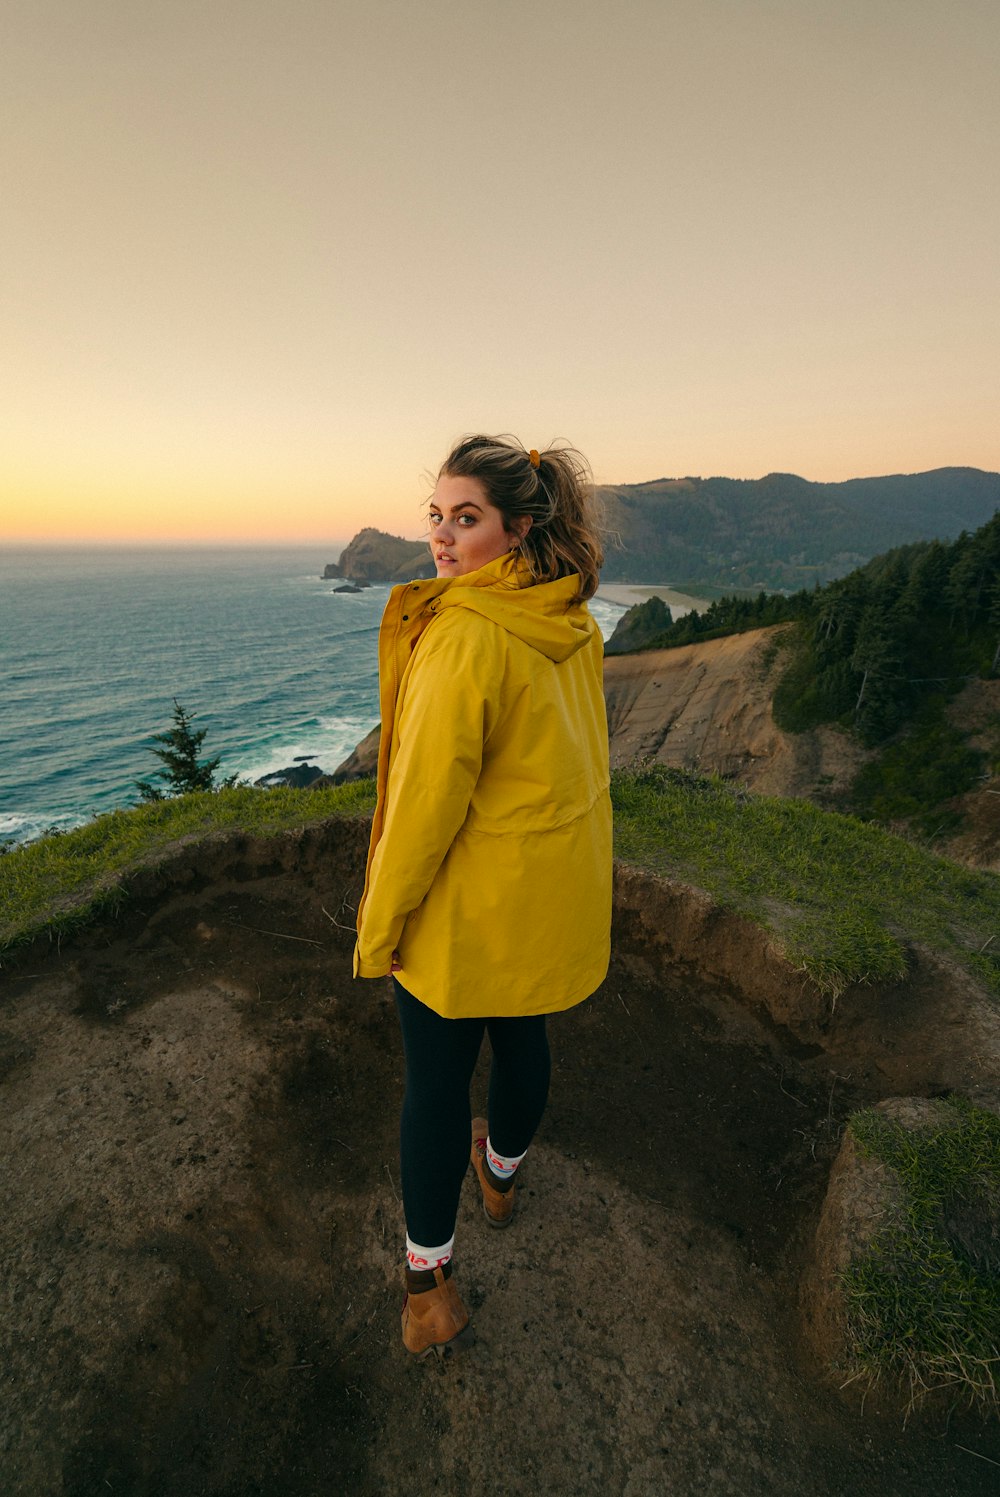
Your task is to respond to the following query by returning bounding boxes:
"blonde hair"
[438,434,604,601]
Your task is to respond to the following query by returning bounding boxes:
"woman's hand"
[390,950,402,973]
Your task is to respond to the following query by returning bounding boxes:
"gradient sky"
[2,0,998,546]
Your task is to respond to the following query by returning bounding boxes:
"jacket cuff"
[353,942,392,979]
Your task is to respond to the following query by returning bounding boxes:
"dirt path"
[2,828,998,1495]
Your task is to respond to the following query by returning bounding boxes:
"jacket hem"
[394,955,609,1020]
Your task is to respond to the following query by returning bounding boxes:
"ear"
[510,515,532,544]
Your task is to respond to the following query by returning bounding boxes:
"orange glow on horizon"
[2,5,997,546]
[3,429,998,547]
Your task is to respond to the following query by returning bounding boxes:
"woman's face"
[428,473,529,578]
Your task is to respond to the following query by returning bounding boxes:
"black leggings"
[393,978,551,1247]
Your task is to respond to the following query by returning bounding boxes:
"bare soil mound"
[3,822,998,1495]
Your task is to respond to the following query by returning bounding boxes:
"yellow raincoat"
[354,551,612,1018]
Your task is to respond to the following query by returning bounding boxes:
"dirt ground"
[2,821,998,1496]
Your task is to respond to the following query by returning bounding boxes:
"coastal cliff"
[323,527,432,583]
[603,628,1000,870]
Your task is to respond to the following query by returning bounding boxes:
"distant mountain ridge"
[597,466,1000,590]
[323,468,1000,592]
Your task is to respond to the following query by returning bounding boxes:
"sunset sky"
[2,0,998,547]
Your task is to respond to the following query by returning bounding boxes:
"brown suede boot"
[470,1116,516,1228]
[401,1264,474,1359]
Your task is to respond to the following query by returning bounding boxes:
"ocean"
[0,547,626,846]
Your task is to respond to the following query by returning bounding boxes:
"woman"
[354,434,612,1357]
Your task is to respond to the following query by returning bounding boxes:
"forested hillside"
[598,466,1000,590]
[770,520,998,739]
[772,516,1000,825]
[611,511,1000,834]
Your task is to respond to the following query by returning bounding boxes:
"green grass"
[0,782,377,954]
[3,768,999,1007]
[841,1099,1000,1411]
[610,764,1000,1000]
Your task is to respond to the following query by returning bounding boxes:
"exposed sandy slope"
[3,822,999,1496]
[603,626,866,800]
[604,628,1000,871]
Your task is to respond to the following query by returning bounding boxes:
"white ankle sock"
[405,1233,454,1271]
[486,1136,527,1182]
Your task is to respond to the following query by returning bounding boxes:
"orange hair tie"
[528,449,540,468]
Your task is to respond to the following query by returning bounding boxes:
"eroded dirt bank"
[602,627,867,801]
[602,629,1000,871]
[3,820,998,1496]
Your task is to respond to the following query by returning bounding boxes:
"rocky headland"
[323,528,432,583]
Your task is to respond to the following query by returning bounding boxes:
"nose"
[436,517,456,544]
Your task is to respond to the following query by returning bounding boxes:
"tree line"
[773,513,1000,744]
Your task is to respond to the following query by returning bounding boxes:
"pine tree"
[134,700,228,801]
[988,574,1000,677]
[850,597,908,742]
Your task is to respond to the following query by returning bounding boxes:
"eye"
[428,511,441,525]
[457,514,476,526]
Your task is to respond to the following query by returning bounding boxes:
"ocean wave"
[0,810,86,845]
[232,715,379,786]
[0,813,37,835]
[588,597,628,640]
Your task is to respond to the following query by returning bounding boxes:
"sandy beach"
[595,582,709,619]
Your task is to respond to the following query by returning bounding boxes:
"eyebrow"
[431,500,483,513]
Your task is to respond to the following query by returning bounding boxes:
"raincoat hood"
[430,552,593,664]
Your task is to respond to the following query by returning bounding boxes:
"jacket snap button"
[402,614,409,621]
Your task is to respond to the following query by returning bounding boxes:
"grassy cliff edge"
[2,769,998,1006]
